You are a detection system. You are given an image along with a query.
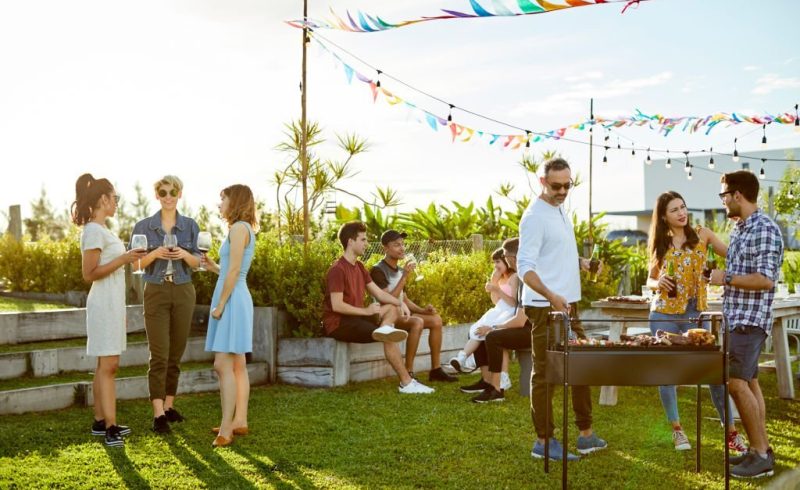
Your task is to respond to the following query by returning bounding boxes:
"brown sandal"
[211,427,249,436]
[211,434,234,447]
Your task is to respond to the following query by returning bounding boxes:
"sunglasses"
[547,180,574,191]
[158,188,179,198]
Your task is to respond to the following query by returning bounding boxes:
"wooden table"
[590,297,800,405]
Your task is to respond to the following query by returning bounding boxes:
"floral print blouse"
[651,241,708,314]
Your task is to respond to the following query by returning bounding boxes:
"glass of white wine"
[130,234,147,275]
[196,231,212,272]
[404,253,424,282]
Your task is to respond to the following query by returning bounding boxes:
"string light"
[683,151,691,173]
[708,148,715,169]
[616,137,621,150]
[376,69,382,88]
[760,158,766,179]
[603,146,609,164]
[795,104,799,133]
[788,183,796,200]
[732,138,740,163]
[630,146,636,160]
[665,150,672,169]
[687,164,693,181]
[447,104,454,122]
[645,148,651,165]
[761,124,768,148]
[524,130,531,156]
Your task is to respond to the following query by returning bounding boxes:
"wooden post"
[8,205,22,241]
[300,0,310,252]
[471,234,483,253]
[588,98,594,247]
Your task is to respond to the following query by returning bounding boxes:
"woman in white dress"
[72,174,145,447]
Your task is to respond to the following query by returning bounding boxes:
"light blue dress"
[205,222,255,354]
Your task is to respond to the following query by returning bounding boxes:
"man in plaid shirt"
[710,170,784,479]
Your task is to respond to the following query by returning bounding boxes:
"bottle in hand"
[702,244,716,280]
[666,259,677,298]
[588,244,601,283]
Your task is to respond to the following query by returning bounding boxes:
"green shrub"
[0,232,86,293]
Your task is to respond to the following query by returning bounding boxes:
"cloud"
[752,74,800,95]
[742,65,760,71]
[565,71,604,83]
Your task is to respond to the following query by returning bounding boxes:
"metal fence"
[362,238,504,262]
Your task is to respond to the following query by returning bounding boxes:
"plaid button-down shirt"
[722,210,784,334]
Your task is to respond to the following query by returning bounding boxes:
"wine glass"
[130,234,147,275]
[196,231,212,272]
[404,253,424,282]
[163,233,178,276]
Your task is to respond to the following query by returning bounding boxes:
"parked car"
[606,229,648,247]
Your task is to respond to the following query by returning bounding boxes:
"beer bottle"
[703,244,716,280]
[589,244,601,283]
[666,258,677,298]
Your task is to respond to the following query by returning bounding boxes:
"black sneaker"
[91,419,131,437]
[152,415,171,434]
[460,378,492,394]
[429,367,458,382]
[728,448,751,465]
[104,425,125,447]
[472,387,505,403]
[165,408,185,423]
[731,450,774,478]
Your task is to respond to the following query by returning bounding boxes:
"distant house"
[601,147,798,248]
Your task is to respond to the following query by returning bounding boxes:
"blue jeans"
[649,299,733,426]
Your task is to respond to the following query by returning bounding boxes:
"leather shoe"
[212,435,234,447]
[211,427,249,436]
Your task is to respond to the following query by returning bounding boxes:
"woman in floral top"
[645,191,745,453]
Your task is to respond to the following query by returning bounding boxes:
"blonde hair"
[153,175,184,192]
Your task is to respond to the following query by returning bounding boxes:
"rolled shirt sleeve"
[752,226,783,282]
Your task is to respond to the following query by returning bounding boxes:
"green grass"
[1,362,798,489]
[0,362,211,392]
[0,296,72,312]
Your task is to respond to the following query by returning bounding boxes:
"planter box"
[277,324,470,388]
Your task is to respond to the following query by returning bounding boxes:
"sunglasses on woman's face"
[158,188,179,198]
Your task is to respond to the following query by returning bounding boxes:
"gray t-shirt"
[370,259,404,297]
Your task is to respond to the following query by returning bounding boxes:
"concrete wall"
[0,306,145,345]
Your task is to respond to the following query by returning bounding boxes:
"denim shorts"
[728,325,767,381]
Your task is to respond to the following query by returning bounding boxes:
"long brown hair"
[71,173,114,226]
[648,191,699,267]
[221,184,258,229]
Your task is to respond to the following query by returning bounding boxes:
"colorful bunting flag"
[287,0,648,33]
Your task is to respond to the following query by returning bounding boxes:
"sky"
[1,0,798,233]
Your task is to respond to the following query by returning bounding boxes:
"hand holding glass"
[131,234,147,275]
[405,254,424,282]
[196,231,212,272]
[163,233,178,276]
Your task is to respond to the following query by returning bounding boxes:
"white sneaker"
[449,351,467,372]
[372,325,408,343]
[464,354,477,372]
[398,379,435,394]
[500,372,512,391]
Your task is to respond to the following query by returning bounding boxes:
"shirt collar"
[147,210,187,233]
[735,209,762,232]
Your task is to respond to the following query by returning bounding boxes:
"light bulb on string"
[687,165,693,181]
[760,159,766,180]
[665,150,672,169]
[616,137,621,150]
[630,146,636,160]
[447,104,454,123]
[795,104,799,133]
[524,131,531,157]
[709,148,715,169]
[788,183,796,200]
[761,124,768,148]
[683,152,691,173]
[732,138,740,163]
[602,146,609,164]
[645,148,652,165]
[376,69,382,88]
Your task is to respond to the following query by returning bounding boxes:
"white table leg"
[599,321,625,406]
[772,317,795,400]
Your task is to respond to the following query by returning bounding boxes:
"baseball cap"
[380,229,408,245]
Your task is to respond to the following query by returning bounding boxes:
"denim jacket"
[130,211,200,285]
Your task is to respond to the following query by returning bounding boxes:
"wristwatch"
[724,273,733,286]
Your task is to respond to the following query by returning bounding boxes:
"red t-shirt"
[322,256,372,334]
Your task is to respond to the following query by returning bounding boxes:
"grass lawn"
[1,361,798,489]
[0,296,72,312]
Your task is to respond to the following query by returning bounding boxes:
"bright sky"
[1,0,798,233]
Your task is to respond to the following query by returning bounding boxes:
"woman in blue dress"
[202,184,258,447]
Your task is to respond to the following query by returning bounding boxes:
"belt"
[163,275,174,283]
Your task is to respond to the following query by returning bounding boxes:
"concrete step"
[0,336,212,380]
[0,362,269,415]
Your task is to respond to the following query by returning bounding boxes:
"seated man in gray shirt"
[370,230,457,383]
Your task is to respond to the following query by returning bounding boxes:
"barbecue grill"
[541,311,732,489]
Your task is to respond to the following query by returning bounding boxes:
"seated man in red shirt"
[323,221,435,394]
[370,229,457,383]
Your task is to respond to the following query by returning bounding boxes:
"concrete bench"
[516,349,532,397]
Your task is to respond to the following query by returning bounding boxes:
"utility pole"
[300,0,310,251]
[588,98,595,253]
